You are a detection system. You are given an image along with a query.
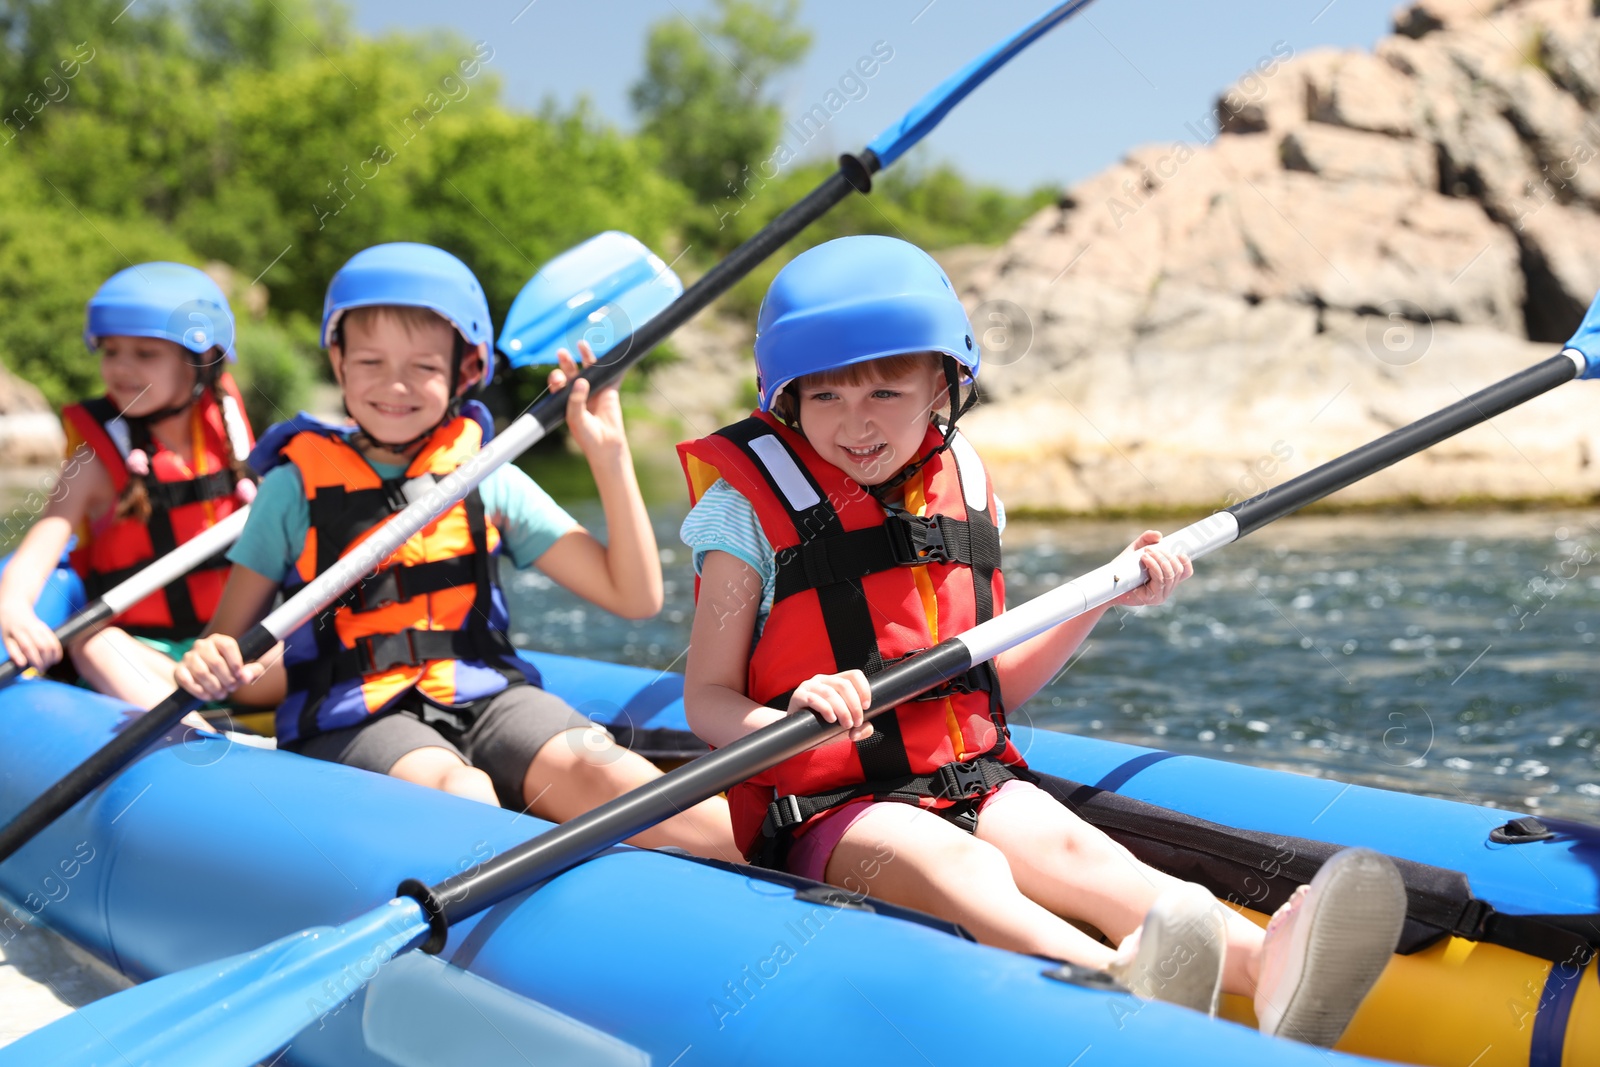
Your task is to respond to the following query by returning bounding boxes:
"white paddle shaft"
[956,512,1241,665]
[99,505,252,615]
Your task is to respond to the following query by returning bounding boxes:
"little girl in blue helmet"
[0,262,256,711]
[172,243,738,861]
[679,235,1406,1046]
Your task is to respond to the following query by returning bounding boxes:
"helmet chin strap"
[867,356,977,503]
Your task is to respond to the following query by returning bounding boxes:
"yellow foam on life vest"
[684,455,724,506]
[903,471,967,760]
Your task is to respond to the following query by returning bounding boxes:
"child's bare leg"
[70,627,183,707]
[522,726,741,862]
[823,801,1118,969]
[390,746,499,805]
[976,784,1265,993]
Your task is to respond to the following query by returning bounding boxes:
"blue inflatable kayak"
[0,564,1594,1066]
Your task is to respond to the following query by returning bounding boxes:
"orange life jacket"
[272,414,536,744]
[679,412,1026,860]
[61,374,255,637]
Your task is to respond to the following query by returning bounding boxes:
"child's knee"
[440,764,495,800]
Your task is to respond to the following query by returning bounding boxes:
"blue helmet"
[753,235,977,411]
[84,262,236,360]
[321,243,496,385]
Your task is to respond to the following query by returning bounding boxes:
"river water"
[505,501,1600,821]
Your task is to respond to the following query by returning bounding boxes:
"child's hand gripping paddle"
[0,508,252,690]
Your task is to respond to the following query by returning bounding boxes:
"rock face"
[0,366,64,469]
[957,0,1600,514]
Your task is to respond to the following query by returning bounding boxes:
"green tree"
[630,0,810,204]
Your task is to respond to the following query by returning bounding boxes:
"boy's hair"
[337,305,453,345]
[772,352,944,425]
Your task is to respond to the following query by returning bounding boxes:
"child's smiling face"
[795,355,946,487]
[99,336,198,419]
[331,310,481,448]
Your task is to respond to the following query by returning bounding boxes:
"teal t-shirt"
[228,452,578,583]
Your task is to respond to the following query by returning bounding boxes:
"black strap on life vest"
[142,470,237,511]
[754,755,1032,869]
[80,397,242,636]
[1037,771,1600,965]
[772,509,1001,604]
[716,416,1010,847]
[292,457,522,740]
[286,627,521,691]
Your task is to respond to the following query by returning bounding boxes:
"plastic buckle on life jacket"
[887,514,951,566]
[765,794,806,836]
[937,760,988,800]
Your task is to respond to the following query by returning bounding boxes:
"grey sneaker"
[1255,847,1406,1047]
[1107,882,1227,1016]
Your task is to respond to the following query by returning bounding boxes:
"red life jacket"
[679,412,1027,860]
[269,413,537,745]
[62,374,255,637]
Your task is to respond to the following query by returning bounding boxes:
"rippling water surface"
[507,503,1600,821]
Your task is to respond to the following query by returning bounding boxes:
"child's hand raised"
[1110,530,1194,609]
[789,671,874,741]
[174,634,265,702]
[549,340,626,458]
[0,599,63,673]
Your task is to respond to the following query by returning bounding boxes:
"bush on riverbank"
[0,0,1046,425]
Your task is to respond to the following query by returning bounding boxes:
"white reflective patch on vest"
[949,431,987,513]
[401,475,439,505]
[106,416,132,460]
[747,435,820,512]
[221,393,252,462]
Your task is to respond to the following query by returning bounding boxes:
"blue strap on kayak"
[1091,750,1180,793]
[1529,956,1585,1067]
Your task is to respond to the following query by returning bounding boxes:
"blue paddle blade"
[363,951,649,1067]
[866,0,1096,167]
[1562,289,1600,380]
[496,231,683,369]
[0,899,427,1067]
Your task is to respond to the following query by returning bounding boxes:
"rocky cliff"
[953,0,1600,514]
[0,369,63,471]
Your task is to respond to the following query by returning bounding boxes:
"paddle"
[0,507,252,690]
[0,0,1103,874]
[8,335,1594,1067]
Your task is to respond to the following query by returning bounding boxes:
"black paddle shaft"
[401,640,971,950]
[0,600,115,689]
[522,156,878,433]
[0,623,276,863]
[1227,354,1580,536]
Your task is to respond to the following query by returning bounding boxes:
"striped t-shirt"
[679,477,1005,641]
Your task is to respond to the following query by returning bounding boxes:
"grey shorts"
[288,684,597,809]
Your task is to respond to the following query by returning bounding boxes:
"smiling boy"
[176,243,736,860]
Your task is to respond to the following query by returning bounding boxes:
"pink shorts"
[785,778,1035,883]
